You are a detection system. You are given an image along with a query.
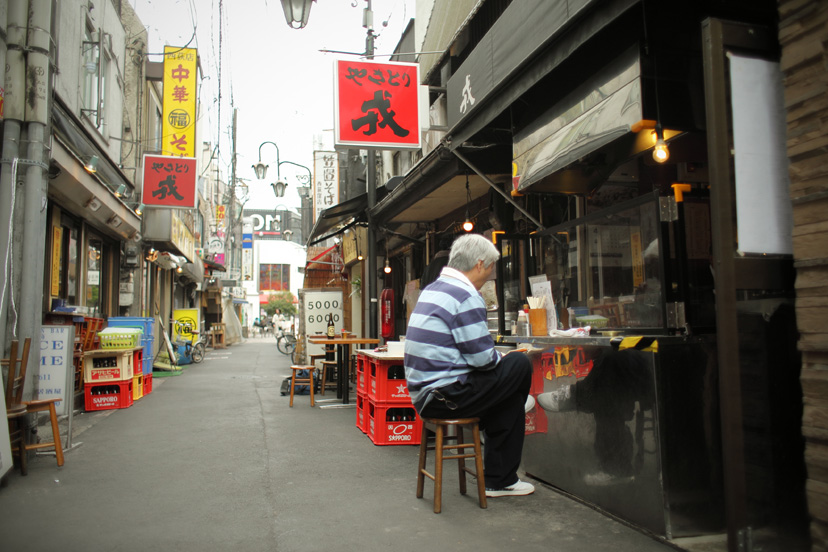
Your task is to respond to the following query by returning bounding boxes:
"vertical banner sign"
[162,46,198,158]
[242,217,253,281]
[213,205,226,266]
[39,325,75,417]
[51,226,61,296]
[302,289,344,360]
[334,59,421,149]
[142,154,197,208]
[313,151,339,224]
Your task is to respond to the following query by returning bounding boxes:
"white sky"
[132,0,415,211]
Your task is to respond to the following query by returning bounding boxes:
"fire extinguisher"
[381,287,395,339]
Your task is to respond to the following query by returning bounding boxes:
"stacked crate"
[360,351,422,446]
[107,317,154,396]
[83,348,137,411]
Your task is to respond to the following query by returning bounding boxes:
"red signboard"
[141,154,197,208]
[334,59,420,149]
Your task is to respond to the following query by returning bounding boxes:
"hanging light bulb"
[652,124,669,163]
[462,214,474,233]
[383,259,391,274]
[462,172,474,232]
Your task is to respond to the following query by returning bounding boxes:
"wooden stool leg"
[473,423,487,509]
[319,364,326,396]
[416,425,428,499]
[456,425,467,495]
[48,403,64,467]
[308,369,315,407]
[289,371,296,407]
[434,424,444,514]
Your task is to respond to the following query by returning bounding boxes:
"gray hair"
[447,234,499,272]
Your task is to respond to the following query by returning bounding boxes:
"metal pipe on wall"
[0,0,29,363]
[18,0,52,403]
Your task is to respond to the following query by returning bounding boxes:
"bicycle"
[189,328,209,364]
[275,327,297,361]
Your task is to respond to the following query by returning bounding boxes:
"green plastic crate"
[98,327,143,349]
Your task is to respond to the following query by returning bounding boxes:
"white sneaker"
[524,395,536,413]
[537,385,573,412]
[485,479,535,497]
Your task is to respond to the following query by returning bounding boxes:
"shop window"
[51,215,82,307]
[147,102,163,152]
[81,24,110,131]
[260,264,290,292]
[86,239,104,315]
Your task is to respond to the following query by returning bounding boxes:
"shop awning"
[178,257,204,286]
[49,138,141,241]
[370,142,509,229]
[202,257,227,273]
[307,187,389,246]
[446,0,637,148]
[305,244,342,272]
[513,45,643,194]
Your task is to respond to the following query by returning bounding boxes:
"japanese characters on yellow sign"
[162,46,197,158]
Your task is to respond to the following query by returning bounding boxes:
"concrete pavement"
[0,338,684,551]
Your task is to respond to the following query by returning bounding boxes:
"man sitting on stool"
[404,233,534,497]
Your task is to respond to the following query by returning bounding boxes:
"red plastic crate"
[142,373,153,395]
[367,399,422,445]
[355,391,368,434]
[84,380,133,411]
[356,355,367,393]
[367,358,411,403]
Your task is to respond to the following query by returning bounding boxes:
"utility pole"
[229,108,238,278]
[365,0,378,338]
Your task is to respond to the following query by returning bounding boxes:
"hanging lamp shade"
[280,0,315,29]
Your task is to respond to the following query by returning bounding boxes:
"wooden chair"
[310,343,337,395]
[3,338,65,475]
[416,417,487,513]
[289,365,316,407]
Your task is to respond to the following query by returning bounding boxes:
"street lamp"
[280,0,315,29]
[278,160,312,185]
[253,141,280,181]
[272,181,287,198]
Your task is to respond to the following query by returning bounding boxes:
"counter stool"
[319,361,338,395]
[416,417,486,513]
[289,365,316,407]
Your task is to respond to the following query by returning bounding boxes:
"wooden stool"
[211,323,226,349]
[416,417,486,513]
[4,338,65,475]
[289,365,316,407]
[319,361,338,395]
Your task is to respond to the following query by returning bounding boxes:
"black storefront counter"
[501,334,723,539]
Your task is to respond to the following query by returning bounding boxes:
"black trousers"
[418,352,532,489]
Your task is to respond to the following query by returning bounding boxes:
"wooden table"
[308,335,380,404]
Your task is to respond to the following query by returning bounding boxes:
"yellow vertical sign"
[51,226,61,296]
[162,46,197,158]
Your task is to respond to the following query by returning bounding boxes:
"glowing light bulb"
[653,139,669,163]
[462,219,474,232]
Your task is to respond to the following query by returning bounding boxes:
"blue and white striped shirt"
[404,267,501,409]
